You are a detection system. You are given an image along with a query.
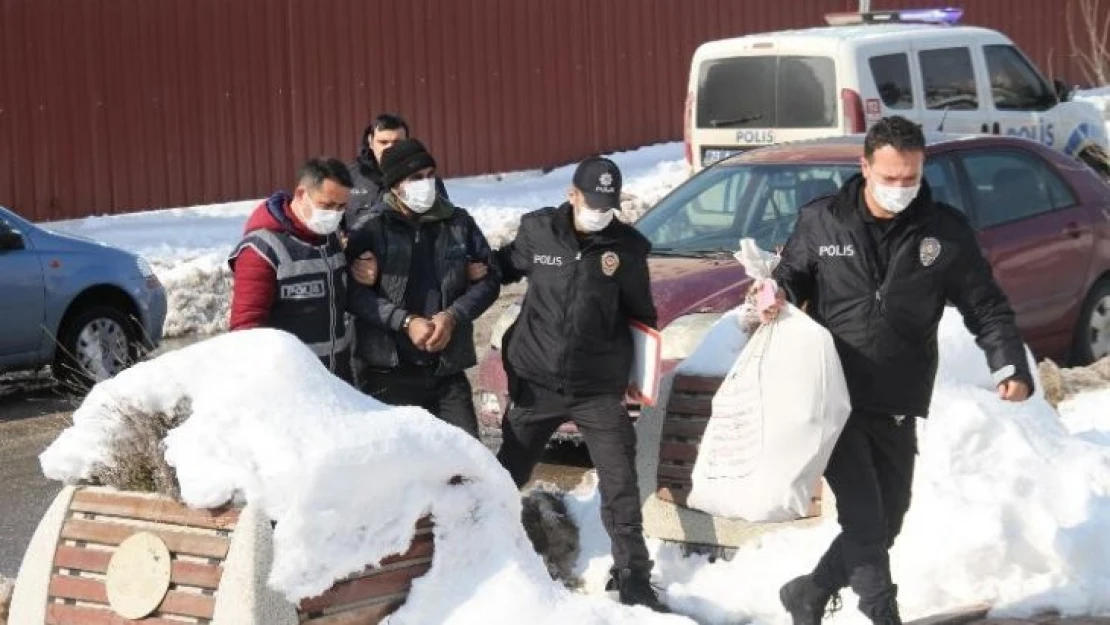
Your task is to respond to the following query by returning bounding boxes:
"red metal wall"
[0,0,1098,221]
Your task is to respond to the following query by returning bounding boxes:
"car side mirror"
[1053,78,1071,103]
[0,226,25,250]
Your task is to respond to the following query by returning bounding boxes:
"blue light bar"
[896,8,964,24]
[823,7,964,26]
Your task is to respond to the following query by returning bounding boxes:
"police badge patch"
[601,251,620,276]
[919,237,941,267]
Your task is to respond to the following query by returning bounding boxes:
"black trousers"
[496,377,651,574]
[812,410,917,610]
[358,363,480,439]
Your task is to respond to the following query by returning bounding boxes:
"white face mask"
[870,181,920,214]
[576,205,615,232]
[399,178,437,214]
[302,198,344,235]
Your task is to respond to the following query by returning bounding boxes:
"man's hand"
[425,311,457,352]
[467,262,489,282]
[407,316,435,349]
[748,279,786,324]
[998,378,1031,402]
[352,252,378,287]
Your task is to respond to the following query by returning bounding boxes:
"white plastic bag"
[686,239,852,522]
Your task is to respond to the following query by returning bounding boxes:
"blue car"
[0,207,167,387]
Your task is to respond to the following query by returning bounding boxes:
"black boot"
[859,584,902,625]
[606,567,671,613]
[779,575,841,625]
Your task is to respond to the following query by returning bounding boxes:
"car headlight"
[136,257,155,278]
[660,312,725,361]
[490,301,522,351]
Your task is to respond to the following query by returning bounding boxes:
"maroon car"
[476,133,1110,438]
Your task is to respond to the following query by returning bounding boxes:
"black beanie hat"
[380,139,437,190]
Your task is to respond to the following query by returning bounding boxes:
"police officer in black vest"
[761,116,1033,625]
[345,139,499,438]
[491,157,668,613]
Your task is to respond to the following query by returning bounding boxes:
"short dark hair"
[371,113,409,137]
[296,157,353,189]
[863,115,926,161]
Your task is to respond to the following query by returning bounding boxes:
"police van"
[684,7,1110,175]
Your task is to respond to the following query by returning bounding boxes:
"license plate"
[702,148,742,166]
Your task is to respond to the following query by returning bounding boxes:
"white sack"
[686,239,852,522]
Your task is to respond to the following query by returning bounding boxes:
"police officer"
[492,156,668,612]
[228,158,356,380]
[762,116,1033,625]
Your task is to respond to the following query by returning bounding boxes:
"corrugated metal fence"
[0,0,1097,221]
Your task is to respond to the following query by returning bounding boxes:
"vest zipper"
[558,250,584,391]
[322,244,337,371]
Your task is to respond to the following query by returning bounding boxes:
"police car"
[684,7,1110,176]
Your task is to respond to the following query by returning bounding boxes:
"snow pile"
[44,144,687,338]
[575,308,1110,623]
[1058,388,1110,448]
[38,329,689,624]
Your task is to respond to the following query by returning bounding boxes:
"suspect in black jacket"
[344,113,450,234]
[345,139,498,438]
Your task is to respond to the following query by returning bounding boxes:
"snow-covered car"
[0,206,167,387]
[477,133,1110,439]
[684,7,1110,178]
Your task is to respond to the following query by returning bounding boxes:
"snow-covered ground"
[38,308,1110,623]
[41,143,687,338]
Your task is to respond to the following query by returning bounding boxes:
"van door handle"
[1063,222,1083,238]
[992,122,1001,134]
[980,123,989,133]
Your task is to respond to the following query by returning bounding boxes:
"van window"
[697,56,837,129]
[983,45,1055,111]
[919,47,979,111]
[869,53,914,110]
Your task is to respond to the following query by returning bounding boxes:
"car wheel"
[1073,279,1110,365]
[54,306,141,390]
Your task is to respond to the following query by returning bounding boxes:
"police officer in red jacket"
[229,158,363,380]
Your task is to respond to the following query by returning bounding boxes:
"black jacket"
[494,203,658,396]
[772,175,1033,417]
[346,194,499,375]
[344,126,450,233]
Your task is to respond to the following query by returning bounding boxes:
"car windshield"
[635,163,859,255]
